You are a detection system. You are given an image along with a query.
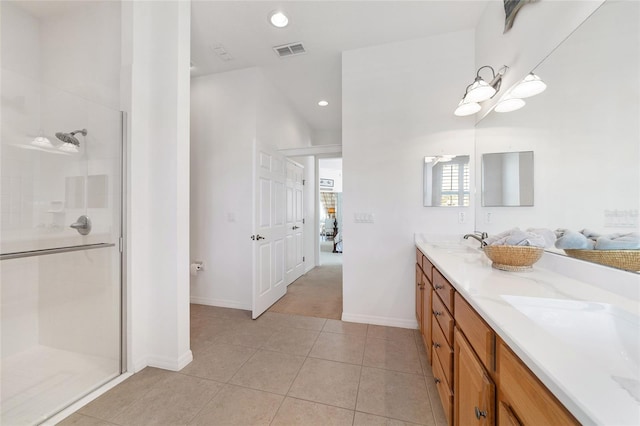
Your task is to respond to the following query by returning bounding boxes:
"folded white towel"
[595,232,640,250]
[485,227,546,248]
[526,228,556,248]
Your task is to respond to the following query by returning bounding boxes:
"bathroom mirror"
[423,155,470,207]
[475,0,639,270]
[481,151,533,207]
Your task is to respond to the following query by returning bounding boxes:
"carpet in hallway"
[267,264,342,320]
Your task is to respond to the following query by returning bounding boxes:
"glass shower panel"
[1,2,123,423]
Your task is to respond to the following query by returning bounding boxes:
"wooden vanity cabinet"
[497,340,578,426]
[416,262,423,330]
[416,249,433,363]
[455,328,495,426]
[421,274,432,362]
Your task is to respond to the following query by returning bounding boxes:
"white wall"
[190,67,312,310]
[123,0,192,372]
[474,0,603,117]
[342,30,476,328]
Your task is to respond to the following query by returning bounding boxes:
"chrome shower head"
[55,128,87,146]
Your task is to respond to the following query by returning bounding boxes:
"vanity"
[415,235,639,426]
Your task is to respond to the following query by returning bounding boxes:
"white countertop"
[415,234,640,426]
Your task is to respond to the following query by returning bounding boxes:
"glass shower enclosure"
[1,1,124,424]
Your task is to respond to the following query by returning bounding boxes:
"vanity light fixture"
[454,65,508,116]
[269,11,289,28]
[464,65,508,103]
[494,97,526,113]
[318,100,329,107]
[510,72,547,98]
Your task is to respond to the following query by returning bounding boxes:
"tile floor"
[61,305,446,426]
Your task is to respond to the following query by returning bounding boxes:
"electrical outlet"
[458,212,465,224]
[485,212,492,224]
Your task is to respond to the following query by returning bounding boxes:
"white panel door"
[285,160,305,285]
[252,150,286,319]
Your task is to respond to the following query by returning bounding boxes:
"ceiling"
[191,1,490,134]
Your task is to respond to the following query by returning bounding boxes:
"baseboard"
[341,312,418,329]
[146,349,193,371]
[190,296,251,310]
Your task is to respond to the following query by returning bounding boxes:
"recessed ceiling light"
[318,100,329,107]
[269,11,289,28]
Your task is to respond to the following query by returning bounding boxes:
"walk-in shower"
[1,1,124,424]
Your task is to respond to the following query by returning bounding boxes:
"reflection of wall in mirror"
[475,1,639,240]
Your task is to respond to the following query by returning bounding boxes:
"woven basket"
[482,245,544,272]
[563,249,640,272]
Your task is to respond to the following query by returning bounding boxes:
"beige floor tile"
[309,332,365,364]
[356,367,433,425]
[416,341,433,378]
[367,325,416,343]
[288,358,361,409]
[284,314,327,331]
[271,397,354,426]
[180,342,256,382]
[57,413,118,426]
[363,336,423,375]
[229,349,305,394]
[262,327,320,356]
[189,384,283,426]
[354,412,424,426]
[253,312,293,329]
[111,373,221,425]
[323,319,368,336]
[213,322,278,348]
[78,367,172,421]
[190,304,252,321]
[190,315,240,343]
[425,376,447,426]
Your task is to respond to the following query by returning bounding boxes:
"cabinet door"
[421,279,432,363]
[455,328,495,426]
[498,401,522,426]
[415,264,423,327]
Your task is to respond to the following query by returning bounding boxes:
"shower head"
[55,128,87,146]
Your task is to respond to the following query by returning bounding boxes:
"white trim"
[279,144,342,157]
[341,312,418,329]
[147,350,193,371]
[190,296,251,311]
[42,372,134,425]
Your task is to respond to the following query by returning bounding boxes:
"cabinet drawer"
[431,319,453,387]
[433,268,454,313]
[433,293,454,346]
[432,351,453,426]
[497,340,578,426]
[421,285,432,364]
[416,248,424,269]
[422,255,433,283]
[454,293,494,372]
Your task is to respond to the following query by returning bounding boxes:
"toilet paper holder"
[190,261,204,276]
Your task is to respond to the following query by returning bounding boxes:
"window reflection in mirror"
[482,151,533,207]
[423,155,470,207]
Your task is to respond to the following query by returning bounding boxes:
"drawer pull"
[435,284,444,290]
[433,311,443,317]
[434,377,441,384]
[433,342,441,349]
[475,407,487,419]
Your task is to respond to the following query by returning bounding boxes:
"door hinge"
[302,218,305,224]
[303,256,305,262]
[302,179,305,185]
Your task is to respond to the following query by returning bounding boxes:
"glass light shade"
[464,79,496,103]
[511,73,547,98]
[269,11,289,28]
[495,98,526,113]
[31,136,54,148]
[318,100,329,106]
[454,99,481,116]
[59,142,79,153]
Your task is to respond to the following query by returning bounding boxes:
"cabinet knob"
[433,342,441,349]
[433,311,442,317]
[474,407,487,419]
[434,377,441,384]
[434,284,444,290]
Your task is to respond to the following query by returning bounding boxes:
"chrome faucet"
[463,231,488,247]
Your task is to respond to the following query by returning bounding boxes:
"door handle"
[256,234,265,240]
[70,215,92,235]
[292,226,300,230]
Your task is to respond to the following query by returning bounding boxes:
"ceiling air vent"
[273,42,306,58]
